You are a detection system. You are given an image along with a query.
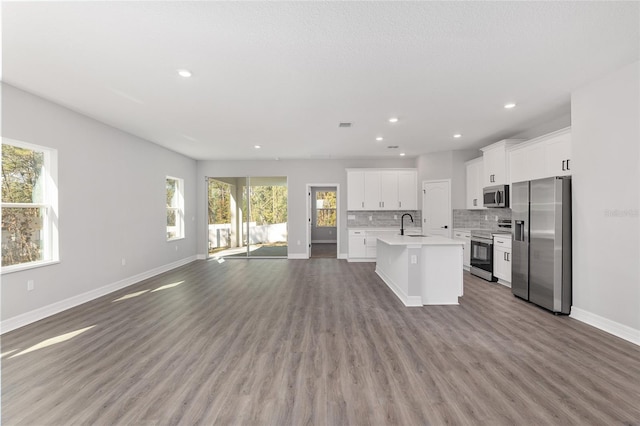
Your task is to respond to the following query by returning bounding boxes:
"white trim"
[375,267,423,307]
[570,307,640,346]
[347,258,375,263]
[338,253,348,260]
[1,259,61,275]
[197,254,208,260]
[0,255,198,334]
[288,253,308,259]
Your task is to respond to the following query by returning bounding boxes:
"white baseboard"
[197,254,207,260]
[347,258,375,263]
[338,253,348,260]
[375,268,422,307]
[1,255,198,334]
[570,307,640,346]
[288,253,308,259]
[496,279,511,288]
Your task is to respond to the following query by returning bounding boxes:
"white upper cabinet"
[347,170,366,210]
[508,127,571,184]
[545,132,572,176]
[347,169,417,211]
[363,171,382,210]
[509,142,546,183]
[379,171,399,210]
[397,171,418,210]
[480,139,524,187]
[465,157,485,209]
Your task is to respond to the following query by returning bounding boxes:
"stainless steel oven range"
[470,230,496,281]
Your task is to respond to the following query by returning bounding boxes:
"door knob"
[441,225,448,229]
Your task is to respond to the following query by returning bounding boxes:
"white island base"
[375,235,464,306]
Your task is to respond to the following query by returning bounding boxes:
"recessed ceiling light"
[254,145,261,149]
[399,152,406,157]
[389,117,399,123]
[504,103,516,109]
[376,137,384,141]
[177,69,192,78]
[453,134,462,138]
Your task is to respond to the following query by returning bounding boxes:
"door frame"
[422,179,452,238]
[306,183,340,259]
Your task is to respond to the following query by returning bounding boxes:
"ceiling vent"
[338,122,353,128]
[387,145,399,149]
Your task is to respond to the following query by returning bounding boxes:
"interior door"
[422,180,451,237]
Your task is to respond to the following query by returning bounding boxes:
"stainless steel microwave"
[483,184,509,208]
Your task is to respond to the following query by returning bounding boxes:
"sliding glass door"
[207,176,287,258]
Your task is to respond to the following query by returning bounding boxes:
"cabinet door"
[347,171,365,210]
[493,246,512,282]
[463,235,471,268]
[466,160,485,209]
[546,134,572,177]
[363,171,381,210]
[397,170,417,210]
[483,147,506,186]
[510,143,546,184]
[379,171,398,210]
[493,246,507,281]
[348,233,366,258]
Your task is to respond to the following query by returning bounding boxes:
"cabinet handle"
[506,253,510,261]
[399,201,401,208]
[361,201,364,208]
[504,252,507,261]
[473,199,477,206]
[562,160,566,171]
[566,159,570,171]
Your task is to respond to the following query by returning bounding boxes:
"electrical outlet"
[297,240,301,245]
[394,215,398,220]
[175,245,178,251]
[121,258,126,266]
[27,280,34,291]
[484,215,488,220]
[410,255,417,264]
[369,216,373,221]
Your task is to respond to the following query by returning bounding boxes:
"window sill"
[167,237,185,242]
[1,259,60,275]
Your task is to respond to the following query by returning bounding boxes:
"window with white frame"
[166,176,184,240]
[1,139,59,271]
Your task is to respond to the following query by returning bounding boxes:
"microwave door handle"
[496,191,501,205]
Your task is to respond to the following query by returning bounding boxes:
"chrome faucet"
[400,213,413,235]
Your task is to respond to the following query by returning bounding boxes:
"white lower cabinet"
[348,229,412,261]
[493,235,512,285]
[348,230,366,259]
[453,230,471,269]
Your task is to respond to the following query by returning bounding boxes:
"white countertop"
[377,235,464,246]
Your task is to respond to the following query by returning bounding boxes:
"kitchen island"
[375,235,464,306]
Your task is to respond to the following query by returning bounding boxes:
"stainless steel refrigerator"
[511,177,572,314]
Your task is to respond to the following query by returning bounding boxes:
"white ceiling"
[3,1,639,160]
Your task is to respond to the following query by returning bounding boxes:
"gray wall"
[417,150,478,210]
[197,158,416,258]
[571,61,640,338]
[1,84,198,322]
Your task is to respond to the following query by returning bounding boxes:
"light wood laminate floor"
[2,259,639,425]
